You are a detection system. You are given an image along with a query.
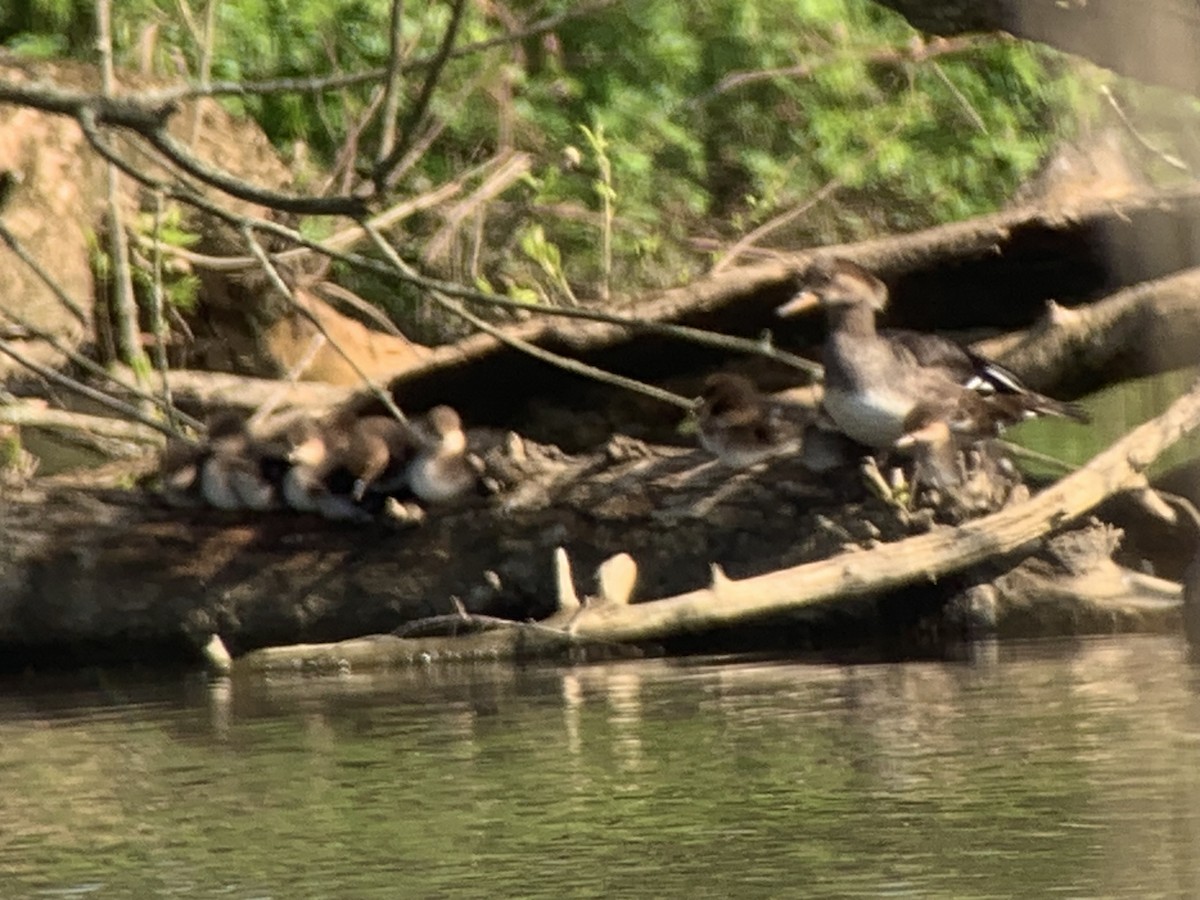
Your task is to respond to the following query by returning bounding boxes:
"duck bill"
[775,290,820,317]
[894,419,952,450]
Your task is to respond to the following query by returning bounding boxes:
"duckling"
[405,405,482,503]
[342,415,418,501]
[198,412,278,511]
[694,373,800,467]
[157,436,208,508]
[776,256,1090,449]
[280,415,375,523]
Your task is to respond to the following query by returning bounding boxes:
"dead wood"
[225,380,1200,673]
[126,369,352,418]
[533,379,1200,644]
[363,184,1200,446]
[973,267,1200,393]
[874,0,1200,101]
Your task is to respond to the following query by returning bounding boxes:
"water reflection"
[2,636,1200,898]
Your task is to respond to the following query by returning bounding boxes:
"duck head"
[696,373,762,422]
[206,411,252,455]
[285,419,329,468]
[416,405,467,457]
[776,256,888,317]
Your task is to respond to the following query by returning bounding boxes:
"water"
[2,636,1200,898]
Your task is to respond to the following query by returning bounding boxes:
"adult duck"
[776,256,1089,449]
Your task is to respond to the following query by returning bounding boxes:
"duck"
[156,436,208,508]
[694,373,857,471]
[342,415,418,501]
[405,405,483,503]
[775,255,1090,449]
[196,412,280,511]
[694,373,800,467]
[280,415,381,522]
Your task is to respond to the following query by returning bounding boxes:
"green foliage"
[131,205,202,313]
[3,0,1102,304]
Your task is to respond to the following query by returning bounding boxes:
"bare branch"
[241,226,410,425]
[374,0,469,191]
[0,403,165,444]
[143,126,368,216]
[138,0,617,104]
[359,221,697,410]
[376,0,406,166]
[0,306,201,431]
[1100,84,1190,173]
[713,120,905,274]
[698,34,995,104]
[0,80,176,129]
[0,337,190,441]
[98,0,152,381]
[0,224,90,326]
[146,193,179,429]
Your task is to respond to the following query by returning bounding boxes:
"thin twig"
[0,308,200,430]
[713,121,905,275]
[1101,84,1190,174]
[246,332,327,430]
[147,192,178,429]
[928,61,987,134]
[133,177,463,272]
[377,0,406,167]
[0,337,192,441]
[712,175,846,276]
[76,113,821,381]
[98,0,151,385]
[140,0,616,104]
[241,226,410,424]
[196,0,217,101]
[697,34,994,105]
[374,0,468,191]
[360,222,695,410]
[322,84,384,197]
[0,223,90,325]
[422,152,532,266]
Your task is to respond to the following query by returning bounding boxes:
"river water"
[2,635,1199,898]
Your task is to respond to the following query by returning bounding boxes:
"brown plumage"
[695,373,812,468]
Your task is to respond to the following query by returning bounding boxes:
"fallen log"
[236,380,1200,673]
[973,267,1200,394]
[356,184,1200,447]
